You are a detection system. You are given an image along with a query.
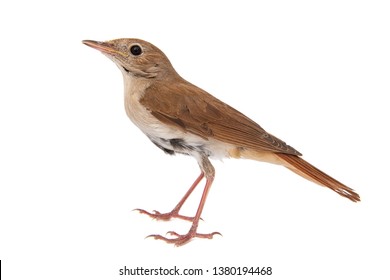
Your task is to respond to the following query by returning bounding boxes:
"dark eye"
[130,45,142,56]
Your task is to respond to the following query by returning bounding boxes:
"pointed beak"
[82,40,126,57]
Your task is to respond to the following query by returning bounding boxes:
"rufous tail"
[236,149,360,202]
[275,153,360,202]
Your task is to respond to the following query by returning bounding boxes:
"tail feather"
[276,153,360,202]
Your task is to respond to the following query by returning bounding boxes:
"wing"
[140,79,301,156]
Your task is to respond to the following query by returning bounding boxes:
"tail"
[276,153,360,202]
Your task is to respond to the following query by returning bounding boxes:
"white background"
[1,0,389,279]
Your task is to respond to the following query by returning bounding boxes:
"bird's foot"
[147,230,221,246]
[134,208,196,222]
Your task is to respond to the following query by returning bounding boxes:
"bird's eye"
[130,45,142,56]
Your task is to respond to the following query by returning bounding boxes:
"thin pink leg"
[135,172,205,222]
[147,176,221,246]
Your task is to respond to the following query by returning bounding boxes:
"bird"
[82,38,360,246]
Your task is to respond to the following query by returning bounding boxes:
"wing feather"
[140,79,301,155]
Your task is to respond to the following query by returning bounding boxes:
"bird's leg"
[147,156,221,246]
[135,172,204,222]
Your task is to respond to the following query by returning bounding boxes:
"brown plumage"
[140,79,359,202]
[83,38,360,246]
[141,80,301,155]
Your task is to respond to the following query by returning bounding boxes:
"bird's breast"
[122,75,236,160]
[122,75,197,144]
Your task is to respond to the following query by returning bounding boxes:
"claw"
[166,231,180,237]
[133,208,198,222]
[145,230,221,246]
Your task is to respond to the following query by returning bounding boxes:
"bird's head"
[83,38,176,79]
